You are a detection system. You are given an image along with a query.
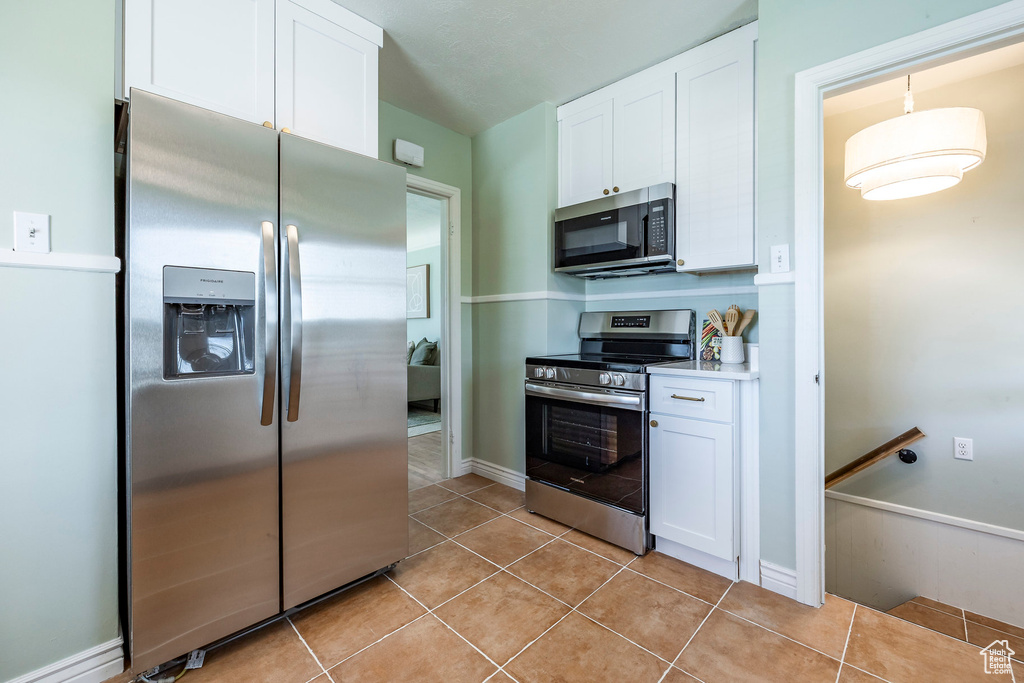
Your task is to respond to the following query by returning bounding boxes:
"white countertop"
[648,359,759,380]
[647,344,759,380]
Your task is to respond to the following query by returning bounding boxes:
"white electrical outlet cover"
[13,211,51,253]
[770,244,790,273]
[953,436,973,461]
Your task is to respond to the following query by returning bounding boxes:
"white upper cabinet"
[276,0,380,157]
[123,0,382,158]
[558,100,613,208]
[675,25,756,272]
[557,76,674,208]
[612,75,675,194]
[123,0,276,124]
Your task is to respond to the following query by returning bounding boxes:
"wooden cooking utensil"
[725,308,740,337]
[707,309,727,336]
[735,309,756,337]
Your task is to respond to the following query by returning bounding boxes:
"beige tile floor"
[111,474,1022,683]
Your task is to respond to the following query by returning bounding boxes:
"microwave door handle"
[260,221,278,426]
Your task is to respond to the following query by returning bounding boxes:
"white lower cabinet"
[650,413,736,560]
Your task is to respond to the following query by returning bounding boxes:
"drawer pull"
[671,394,705,402]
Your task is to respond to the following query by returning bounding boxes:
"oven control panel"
[610,315,651,329]
[525,365,648,392]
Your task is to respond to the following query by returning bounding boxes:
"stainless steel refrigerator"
[124,89,408,671]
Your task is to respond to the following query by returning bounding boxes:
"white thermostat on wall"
[394,139,424,168]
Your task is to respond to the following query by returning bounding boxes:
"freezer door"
[126,90,280,671]
[280,133,408,609]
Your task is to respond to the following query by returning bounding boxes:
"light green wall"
[0,2,119,680]
[585,272,760,343]
[471,104,583,471]
[824,64,1024,530]
[378,101,475,460]
[407,245,442,343]
[472,103,584,298]
[756,0,1008,569]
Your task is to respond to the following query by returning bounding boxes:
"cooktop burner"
[525,353,682,373]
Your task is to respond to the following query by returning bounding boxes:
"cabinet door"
[650,414,735,560]
[675,39,755,272]
[276,0,379,157]
[612,75,675,195]
[123,0,275,125]
[558,100,614,207]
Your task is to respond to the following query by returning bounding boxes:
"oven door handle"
[525,382,645,411]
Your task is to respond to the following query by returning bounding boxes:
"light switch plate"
[770,244,790,273]
[13,211,51,253]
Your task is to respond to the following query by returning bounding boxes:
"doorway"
[405,176,463,491]
[793,2,1024,610]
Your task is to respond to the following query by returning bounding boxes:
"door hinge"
[449,223,455,239]
[450,430,455,446]
[814,374,820,385]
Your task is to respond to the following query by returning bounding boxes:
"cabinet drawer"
[649,375,734,423]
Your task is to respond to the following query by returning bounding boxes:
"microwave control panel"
[646,198,673,256]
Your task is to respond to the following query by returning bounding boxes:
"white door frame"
[792,0,1024,606]
[406,174,463,476]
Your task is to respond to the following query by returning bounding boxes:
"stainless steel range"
[524,309,696,555]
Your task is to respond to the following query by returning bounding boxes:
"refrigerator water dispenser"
[163,266,256,379]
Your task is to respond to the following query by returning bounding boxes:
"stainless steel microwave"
[554,183,674,278]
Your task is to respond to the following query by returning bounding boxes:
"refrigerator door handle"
[284,223,303,422]
[260,221,278,426]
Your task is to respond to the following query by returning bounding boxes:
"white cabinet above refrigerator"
[121,0,382,158]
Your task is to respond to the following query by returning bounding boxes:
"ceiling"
[407,191,444,252]
[334,0,757,136]
[824,40,1024,117]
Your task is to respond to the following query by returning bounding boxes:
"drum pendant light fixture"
[844,76,987,201]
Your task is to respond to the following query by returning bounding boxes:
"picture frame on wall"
[407,264,429,319]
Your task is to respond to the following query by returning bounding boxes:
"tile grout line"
[412,479,764,681]
[835,604,857,683]
[619,564,721,609]
[382,568,520,680]
[323,612,435,676]
[715,604,846,664]
[287,616,333,683]
[502,559,637,673]
[671,581,735,673]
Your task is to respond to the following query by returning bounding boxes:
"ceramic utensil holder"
[720,336,745,364]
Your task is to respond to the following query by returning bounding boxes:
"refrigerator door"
[280,133,408,609]
[126,90,280,671]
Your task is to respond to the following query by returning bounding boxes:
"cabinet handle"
[262,121,274,128]
[671,394,705,402]
[282,127,292,134]
[650,420,658,428]
[613,186,619,192]
[677,259,685,266]
[603,189,610,195]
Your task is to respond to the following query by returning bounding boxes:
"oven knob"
[533,367,545,378]
[612,374,625,386]
[598,372,611,385]
[544,367,555,379]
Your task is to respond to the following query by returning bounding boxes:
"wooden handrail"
[824,427,925,490]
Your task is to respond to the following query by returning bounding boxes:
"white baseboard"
[760,560,798,600]
[6,637,123,683]
[655,536,737,582]
[466,458,526,491]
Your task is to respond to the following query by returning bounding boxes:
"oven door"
[554,203,645,273]
[525,381,646,514]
